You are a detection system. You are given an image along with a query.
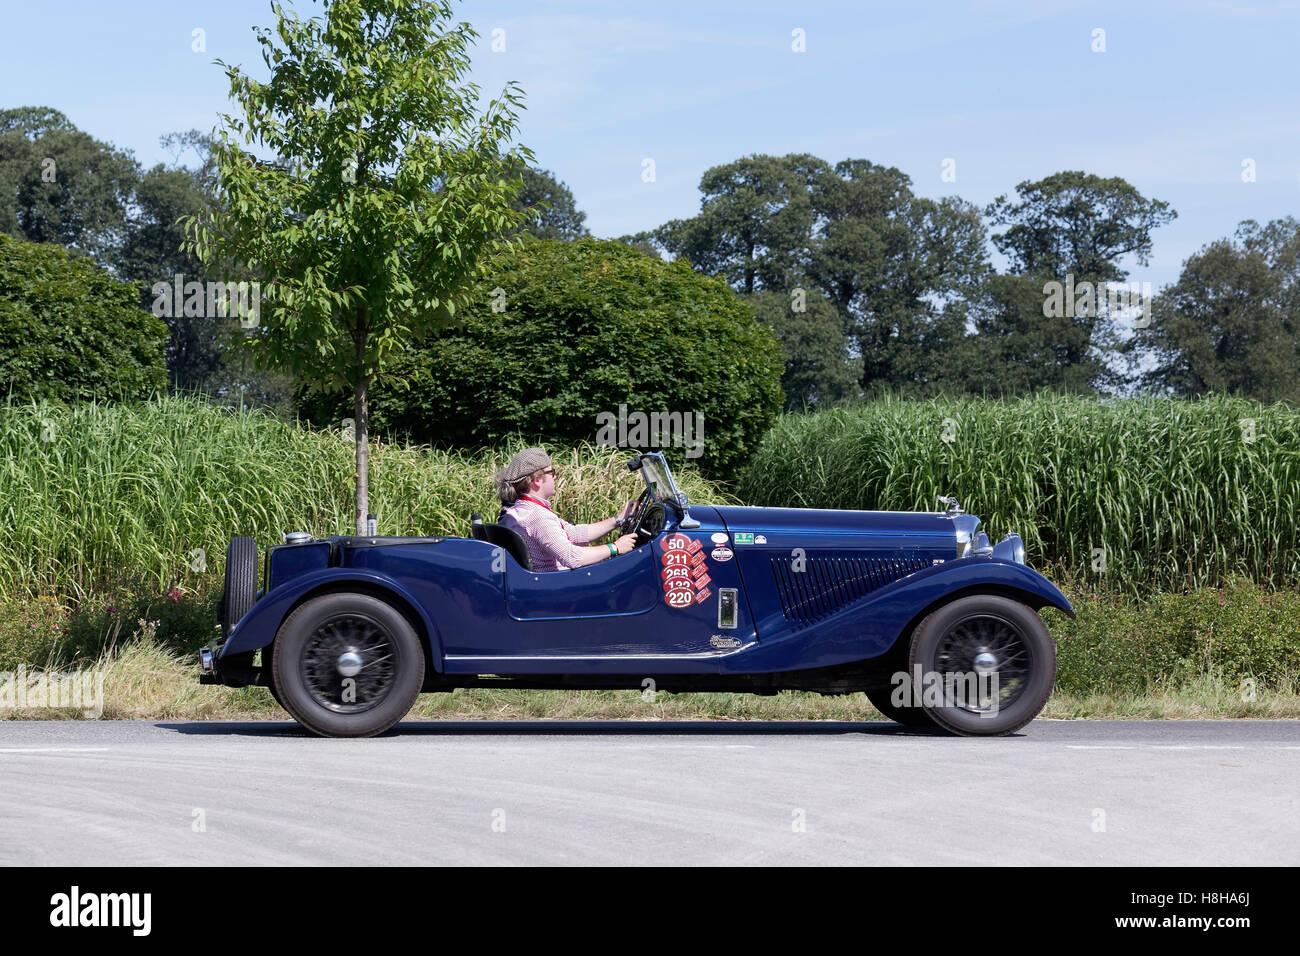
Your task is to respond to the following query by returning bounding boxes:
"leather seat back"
[469,513,532,570]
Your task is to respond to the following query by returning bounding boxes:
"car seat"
[469,513,532,570]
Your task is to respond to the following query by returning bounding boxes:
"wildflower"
[108,606,116,614]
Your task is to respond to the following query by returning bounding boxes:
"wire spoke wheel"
[908,594,1056,736]
[300,612,397,714]
[272,592,424,738]
[934,613,1033,715]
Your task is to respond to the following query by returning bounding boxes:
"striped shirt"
[500,495,601,572]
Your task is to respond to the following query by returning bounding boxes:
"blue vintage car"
[200,452,1074,737]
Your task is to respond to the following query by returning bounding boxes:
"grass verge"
[4,636,1297,723]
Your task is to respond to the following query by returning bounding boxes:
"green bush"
[295,237,785,479]
[741,393,1300,593]
[1054,581,1300,694]
[0,234,167,402]
[0,582,219,671]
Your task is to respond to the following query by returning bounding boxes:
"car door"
[467,512,756,661]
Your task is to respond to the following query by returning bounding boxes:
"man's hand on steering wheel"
[618,490,648,535]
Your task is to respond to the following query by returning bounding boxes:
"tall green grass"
[0,394,734,601]
[740,394,1300,593]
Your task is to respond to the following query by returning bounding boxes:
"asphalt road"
[1,719,1295,865]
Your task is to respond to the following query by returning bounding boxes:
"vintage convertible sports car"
[200,452,1074,737]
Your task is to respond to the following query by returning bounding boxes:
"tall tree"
[0,106,139,263]
[744,289,860,409]
[1133,218,1300,402]
[118,132,222,392]
[806,160,990,393]
[187,0,533,533]
[114,130,296,414]
[987,171,1175,281]
[509,166,588,240]
[654,153,829,294]
[652,154,988,395]
[978,171,1176,392]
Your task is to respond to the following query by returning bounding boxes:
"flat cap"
[494,447,552,485]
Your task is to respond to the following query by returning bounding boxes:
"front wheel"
[271,593,424,738]
[907,594,1056,736]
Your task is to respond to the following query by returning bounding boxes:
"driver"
[494,447,637,572]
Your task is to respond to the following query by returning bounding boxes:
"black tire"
[271,592,424,738]
[865,684,936,728]
[266,674,285,711]
[220,537,258,638]
[907,594,1056,736]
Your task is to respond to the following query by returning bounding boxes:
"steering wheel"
[632,503,666,546]
[619,488,650,536]
[618,489,665,547]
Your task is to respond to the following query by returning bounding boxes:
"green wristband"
[607,542,617,557]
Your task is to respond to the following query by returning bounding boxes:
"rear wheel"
[907,594,1056,736]
[271,592,424,738]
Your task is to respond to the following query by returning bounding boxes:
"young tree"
[187,0,534,532]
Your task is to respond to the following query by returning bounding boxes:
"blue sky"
[3,0,1299,289]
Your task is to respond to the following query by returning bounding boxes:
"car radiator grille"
[770,554,929,628]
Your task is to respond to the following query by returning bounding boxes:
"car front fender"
[879,557,1076,622]
[218,567,443,666]
[725,557,1075,674]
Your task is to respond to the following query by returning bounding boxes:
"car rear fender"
[219,567,444,670]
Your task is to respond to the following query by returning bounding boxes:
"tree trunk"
[353,308,369,535]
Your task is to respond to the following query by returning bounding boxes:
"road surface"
[1,719,1295,865]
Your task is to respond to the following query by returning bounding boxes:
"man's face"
[530,466,556,500]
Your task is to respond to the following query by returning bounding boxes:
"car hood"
[709,505,958,542]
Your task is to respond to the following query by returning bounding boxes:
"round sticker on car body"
[710,547,734,562]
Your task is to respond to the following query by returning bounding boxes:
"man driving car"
[494,447,638,572]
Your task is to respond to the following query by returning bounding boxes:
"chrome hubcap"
[936,615,1032,715]
[337,650,362,677]
[301,613,397,714]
